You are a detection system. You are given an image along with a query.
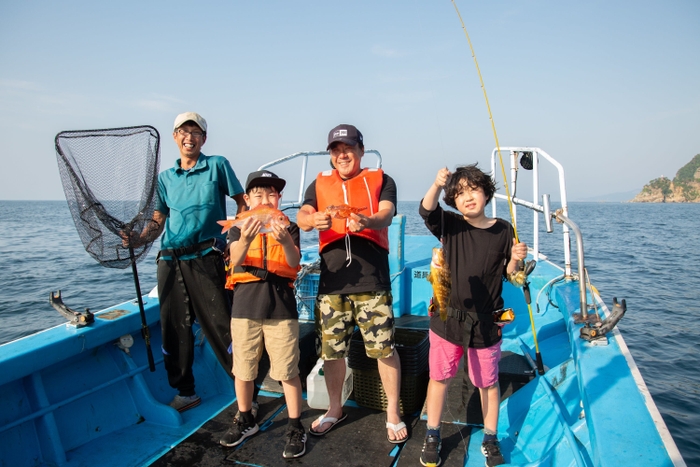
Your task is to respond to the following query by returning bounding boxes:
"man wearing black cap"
[297,124,408,443]
[129,112,246,413]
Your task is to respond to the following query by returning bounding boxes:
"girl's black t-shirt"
[419,202,513,347]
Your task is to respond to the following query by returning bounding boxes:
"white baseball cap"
[173,112,207,132]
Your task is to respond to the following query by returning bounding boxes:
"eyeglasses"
[176,128,204,138]
[330,145,357,157]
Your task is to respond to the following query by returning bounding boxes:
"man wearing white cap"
[133,112,246,412]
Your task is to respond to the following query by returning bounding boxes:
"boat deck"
[152,316,534,467]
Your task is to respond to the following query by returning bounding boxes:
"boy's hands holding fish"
[226,201,299,268]
[237,217,264,244]
[269,219,293,245]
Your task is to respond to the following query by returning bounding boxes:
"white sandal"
[386,420,408,444]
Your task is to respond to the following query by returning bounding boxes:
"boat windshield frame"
[258,150,382,210]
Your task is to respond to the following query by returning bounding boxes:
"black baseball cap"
[326,124,363,150]
[245,170,286,193]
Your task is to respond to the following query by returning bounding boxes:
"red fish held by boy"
[217,205,290,233]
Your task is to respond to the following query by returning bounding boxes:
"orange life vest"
[316,168,389,253]
[225,232,300,290]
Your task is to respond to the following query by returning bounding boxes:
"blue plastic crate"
[296,273,319,320]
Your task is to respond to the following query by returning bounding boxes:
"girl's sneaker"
[481,439,505,466]
[420,434,442,466]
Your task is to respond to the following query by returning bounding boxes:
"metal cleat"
[49,290,94,327]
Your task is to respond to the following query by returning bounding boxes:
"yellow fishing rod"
[451,0,545,375]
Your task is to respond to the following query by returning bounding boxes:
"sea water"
[1,200,698,465]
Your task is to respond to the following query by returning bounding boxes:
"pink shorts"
[428,330,501,388]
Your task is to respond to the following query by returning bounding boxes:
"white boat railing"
[490,147,589,318]
[258,150,383,210]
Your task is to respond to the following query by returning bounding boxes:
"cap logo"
[333,129,348,138]
[262,173,272,177]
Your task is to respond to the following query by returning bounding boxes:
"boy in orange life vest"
[219,170,307,459]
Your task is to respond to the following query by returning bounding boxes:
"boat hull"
[0,219,684,466]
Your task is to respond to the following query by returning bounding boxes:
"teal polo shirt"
[156,153,243,252]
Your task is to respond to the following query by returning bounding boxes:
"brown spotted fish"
[325,204,367,219]
[427,247,451,321]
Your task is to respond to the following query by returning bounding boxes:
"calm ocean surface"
[1,200,698,465]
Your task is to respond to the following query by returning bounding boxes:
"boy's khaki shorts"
[231,318,300,382]
[315,291,396,361]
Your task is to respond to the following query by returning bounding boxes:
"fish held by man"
[325,204,367,219]
[217,206,290,233]
[427,247,451,321]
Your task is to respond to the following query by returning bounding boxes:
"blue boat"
[0,148,686,466]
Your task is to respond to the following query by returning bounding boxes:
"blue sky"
[1,0,698,202]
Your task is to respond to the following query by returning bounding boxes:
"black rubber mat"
[154,395,419,467]
[150,395,285,467]
[225,401,412,466]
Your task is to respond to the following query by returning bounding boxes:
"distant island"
[631,154,700,203]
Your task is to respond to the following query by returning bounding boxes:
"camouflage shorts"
[315,291,396,360]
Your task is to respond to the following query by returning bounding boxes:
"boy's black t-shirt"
[302,174,397,295]
[419,202,513,348]
[227,222,301,320]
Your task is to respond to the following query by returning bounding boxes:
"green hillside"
[633,153,700,202]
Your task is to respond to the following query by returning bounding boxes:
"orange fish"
[325,204,367,219]
[217,205,290,233]
[427,247,451,321]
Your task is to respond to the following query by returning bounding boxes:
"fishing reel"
[493,307,515,325]
[508,259,537,287]
[580,297,627,341]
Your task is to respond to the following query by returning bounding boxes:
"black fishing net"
[55,126,161,269]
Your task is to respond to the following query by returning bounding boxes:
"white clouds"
[0,79,42,92]
[132,94,184,112]
[371,45,405,58]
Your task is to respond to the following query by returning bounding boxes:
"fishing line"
[450,0,545,375]
[450,0,518,241]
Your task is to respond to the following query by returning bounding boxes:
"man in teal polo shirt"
[136,111,246,412]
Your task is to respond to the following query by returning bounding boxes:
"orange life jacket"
[316,168,389,253]
[225,232,300,290]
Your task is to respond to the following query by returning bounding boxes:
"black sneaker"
[481,439,505,466]
[219,417,260,447]
[420,434,442,466]
[282,425,307,459]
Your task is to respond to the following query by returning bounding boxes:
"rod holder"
[542,194,553,233]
